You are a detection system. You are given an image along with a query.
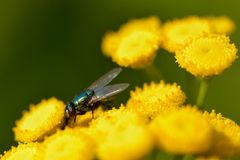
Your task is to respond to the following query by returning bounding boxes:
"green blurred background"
[0,0,239,153]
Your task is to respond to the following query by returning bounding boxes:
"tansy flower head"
[126,81,186,119]
[112,30,160,68]
[162,16,212,53]
[202,110,240,158]
[13,97,65,143]
[89,106,147,140]
[0,143,40,160]
[175,34,238,77]
[97,124,153,160]
[88,106,153,160]
[41,128,95,160]
[101,16,162,68]
[150,106,213,155]
[207,16,235,34]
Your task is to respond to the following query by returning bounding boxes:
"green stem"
[144,63,164,81]
[196,78,210,108]
[186,73,196,104]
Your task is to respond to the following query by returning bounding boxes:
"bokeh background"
[0,0,239,153]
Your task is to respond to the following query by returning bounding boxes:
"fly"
[64,68,129,126]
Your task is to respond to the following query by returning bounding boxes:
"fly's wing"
[87,68,122,90]
[87,83,129,105]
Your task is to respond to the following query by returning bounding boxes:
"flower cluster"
[102,15,237,78]
[1,15,239,160]
[1,81,240,160]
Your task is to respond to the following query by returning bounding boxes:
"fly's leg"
[91,108,94,119]
[74,115,76,122]
[90,103,98,119]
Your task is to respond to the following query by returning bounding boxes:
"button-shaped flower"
[162,16,212,53]
[175,34,237,77]
[202,110,240,158]
[126,81,186,119]
[102,16,162,68]
[41,128,95,160]
[150,106,213,154]
[13,97,65,143]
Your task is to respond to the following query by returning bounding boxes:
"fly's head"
[64,102,76,126]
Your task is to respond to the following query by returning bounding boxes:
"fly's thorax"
[72,89,94,106]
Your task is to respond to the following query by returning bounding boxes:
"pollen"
[207,16,235,34]
[0,143,40,160]
[202,110,240,157]
[101,16,162,68]
[175,34,238,77]
[150,106,213,155]
[13,97,65,143]
[162,16,212,53]
[126,81,186,119]
[41,128,95,160]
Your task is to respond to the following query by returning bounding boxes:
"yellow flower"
[13,97,65,143]
[175,34,238,77]
[89,106,153,160]
[41,128,95,160]
[207,16,235,34]
[162,16,212,53]
[101,16,162,68]
[89,106,147,141]
[97,124,153,160]
[202,110,240,157]
[126,81,186,119]
[112,30,160,68]
[150,106,213,155]
[0,143,40,160]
